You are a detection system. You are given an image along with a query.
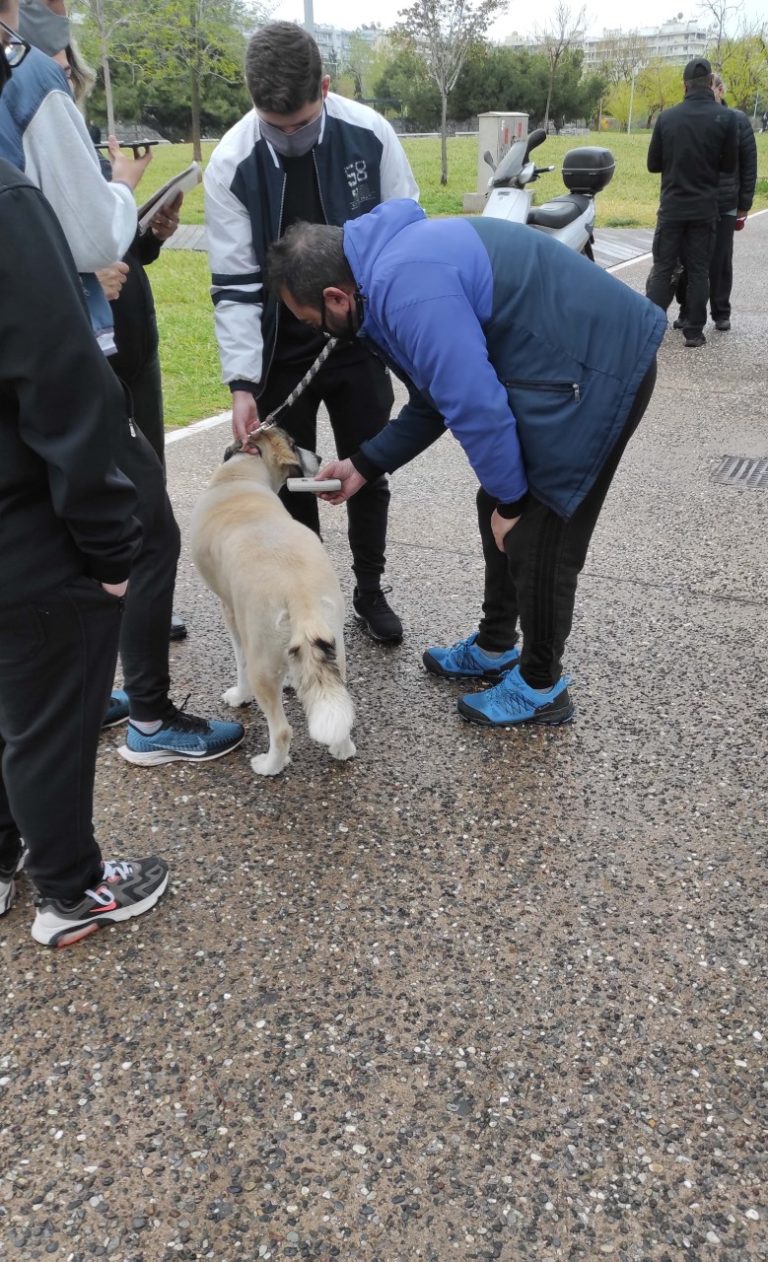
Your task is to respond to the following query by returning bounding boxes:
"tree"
[598,30,645,88]
[451,44,547,119]
[373,42,442,126]
[335,30,391,103]
[700,0,742,58]
[397,0,507,185]
[604,78,648,132]
[537,2,585,131]
[139,1,267,159]
[75,0,265,152]
[71,0,129,135]
[718,26,768,113]
[637,59,683,126]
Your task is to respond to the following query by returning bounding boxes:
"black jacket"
[0,161,141,605]
[109,229,162,383]
[648,87,737,220]
[717,103,757,212]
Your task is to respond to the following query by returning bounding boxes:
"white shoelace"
[83,860,133,904]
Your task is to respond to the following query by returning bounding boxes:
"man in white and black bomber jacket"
[204,22,419,644]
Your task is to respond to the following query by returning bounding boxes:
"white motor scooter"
[483,128,615,260]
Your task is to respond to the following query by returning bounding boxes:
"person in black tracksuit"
[0,143,167,945]
[646,57,737,347]
[105,196,189,643]
[0,18,242,768]
[674,75,757,332]
[204,23,419,644]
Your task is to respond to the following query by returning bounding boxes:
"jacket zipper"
[505,378,581,402]
[313,149,330,225]
[259,172,287,399]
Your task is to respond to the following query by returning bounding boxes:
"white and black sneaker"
[32,857,169,948]
[0,841,26,916]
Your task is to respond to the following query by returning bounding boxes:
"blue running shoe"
[423,632,520,680]
[458,666,574,727]
[103,688,130,729]
[118,702,244,766]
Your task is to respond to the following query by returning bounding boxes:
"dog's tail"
[288,619,354,749]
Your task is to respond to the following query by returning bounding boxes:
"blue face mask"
[258,107,324,159]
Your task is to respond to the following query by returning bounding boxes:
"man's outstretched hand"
[316,459,367,504]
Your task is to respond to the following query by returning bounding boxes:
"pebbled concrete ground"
[1,216,767,1262]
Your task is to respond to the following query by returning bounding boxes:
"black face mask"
[320,290,365,342]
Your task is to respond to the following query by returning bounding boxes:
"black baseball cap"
[683,57,712,80]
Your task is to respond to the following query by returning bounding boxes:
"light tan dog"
[190,427,355,776]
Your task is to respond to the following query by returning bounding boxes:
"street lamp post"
[627,71,636,135]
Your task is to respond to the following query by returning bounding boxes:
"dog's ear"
[223,440,241,463]
[267,429,304,478]
[297,445,321,477]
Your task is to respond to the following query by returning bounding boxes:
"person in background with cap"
[645,57,737,348]
[673,73,757,334]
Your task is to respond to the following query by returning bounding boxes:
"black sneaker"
[353,586,403,643]
[684,333,706,348]
[714,319,731,332]
[672,316,686,330]
[0,840,25,916]
[32,857,169,947]
[169,614,187,641]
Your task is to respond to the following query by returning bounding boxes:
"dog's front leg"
[221,605,253,707]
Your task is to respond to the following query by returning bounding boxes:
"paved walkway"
[2,216,766,1262]
[166,222,655,270]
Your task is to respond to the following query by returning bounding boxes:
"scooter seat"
[527,193,591,230]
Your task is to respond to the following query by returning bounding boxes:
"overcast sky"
[269,0,768,41]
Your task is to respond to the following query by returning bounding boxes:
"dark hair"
[245,22,323,114]
[267,222,354,307]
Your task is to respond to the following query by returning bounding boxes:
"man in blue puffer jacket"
[267,199,665,728]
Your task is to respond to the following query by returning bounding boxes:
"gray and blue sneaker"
[0,841,26,916]
[103,688,130,729]
[423,632,520,680]
[32,857,169,948]
[458,665,574,727]
[119,701,244,766]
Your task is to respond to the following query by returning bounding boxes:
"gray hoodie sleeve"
[22,87,137,270]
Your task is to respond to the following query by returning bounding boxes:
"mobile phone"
[96,141,161,158]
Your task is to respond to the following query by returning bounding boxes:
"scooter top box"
[561,147,615,195]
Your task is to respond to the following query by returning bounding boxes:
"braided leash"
[225,337,339,460]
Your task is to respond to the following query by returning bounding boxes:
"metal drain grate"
[711,455,768,489]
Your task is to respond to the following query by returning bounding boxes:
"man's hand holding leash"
[231,391,261,443]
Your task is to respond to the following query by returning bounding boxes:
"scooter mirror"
[524,128,548,159]
[483,149,496,172]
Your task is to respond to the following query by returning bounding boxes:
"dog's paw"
[329,738,356,762]
[222,686,252,707]
[251,752,290,777]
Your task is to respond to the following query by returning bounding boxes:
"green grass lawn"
[141,131,768,428]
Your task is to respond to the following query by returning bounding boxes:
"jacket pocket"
[505,378,581,402]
